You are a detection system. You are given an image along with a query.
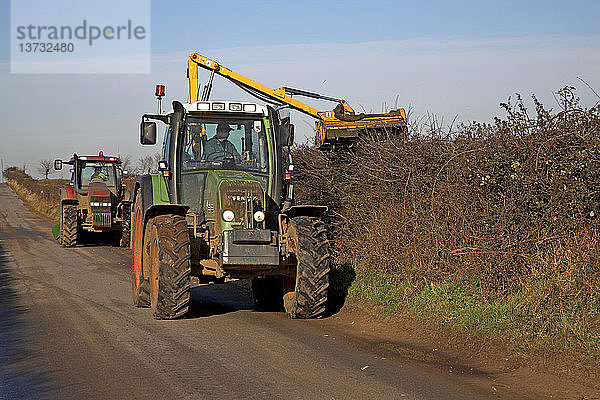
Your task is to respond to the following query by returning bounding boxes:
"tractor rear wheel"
[61,204,78,247]
[131,194,150,307]
[147,214,191,319]
[283,216,330,319]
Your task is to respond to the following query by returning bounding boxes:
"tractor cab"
[178,105,274,230]
[70,153,120,192]
[66,153,123,208]
[140,100,294,236]
[79,161,118,191]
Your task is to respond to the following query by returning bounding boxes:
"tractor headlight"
[222,209,235,222]
[253,211,265,222]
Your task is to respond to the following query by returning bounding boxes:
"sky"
[1,0,600,179]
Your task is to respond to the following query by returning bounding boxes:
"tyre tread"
[61,205,78,247]
[284,216,331,319]
[152,214,191,320]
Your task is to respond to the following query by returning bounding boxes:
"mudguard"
[134,174,188,226]
[278,205,328,259]
[60,186,78,205]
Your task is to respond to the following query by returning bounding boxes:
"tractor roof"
[172,101,268,116]
[68,152,120,164]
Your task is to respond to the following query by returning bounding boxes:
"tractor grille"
[92,210,112,228]
[219,180,263,228]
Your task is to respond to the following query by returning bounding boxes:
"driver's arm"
[226,141,241,159]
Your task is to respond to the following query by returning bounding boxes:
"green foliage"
[51,224,60,239]
[348,266,416,316]
[350,267,599,354]
[408,281,518,338]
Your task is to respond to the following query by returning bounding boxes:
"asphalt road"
[0,184,509,400]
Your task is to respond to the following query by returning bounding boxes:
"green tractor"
[132,99,331,319]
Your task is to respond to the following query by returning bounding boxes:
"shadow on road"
[187,280,255,318]
[324,262,356,317]
[73,230,123,247]
[0,239,55,400]
[186,262,357,320]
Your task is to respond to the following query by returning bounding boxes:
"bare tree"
[136,152,161,174]
[38,159,53,179]
[119,154,132,173]
[136,155,153,174]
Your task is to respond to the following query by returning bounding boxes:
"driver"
[89,166,108,183]
[203,122,240,161]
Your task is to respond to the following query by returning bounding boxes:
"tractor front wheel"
[283,216,331,319]
[131,194,150,307]
[61,204,78,247]
[147,214,191,319]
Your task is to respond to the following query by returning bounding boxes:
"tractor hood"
[88,182,117,206]
[203,170,267,231]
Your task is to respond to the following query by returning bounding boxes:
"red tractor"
[54,152,132,247]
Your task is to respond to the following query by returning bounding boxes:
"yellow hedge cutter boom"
[187,53,407,149]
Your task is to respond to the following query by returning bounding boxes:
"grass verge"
[346,264,600,358]
[6,179,61,223]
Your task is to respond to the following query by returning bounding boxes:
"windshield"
[80,162,116,188]
[180,117,268,174]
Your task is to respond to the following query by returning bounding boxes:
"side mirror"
[54,159,63,170]
[279,122,295,147]
[140,121,157,145]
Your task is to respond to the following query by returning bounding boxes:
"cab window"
[180,117,268,174]
[80,162,116,188]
